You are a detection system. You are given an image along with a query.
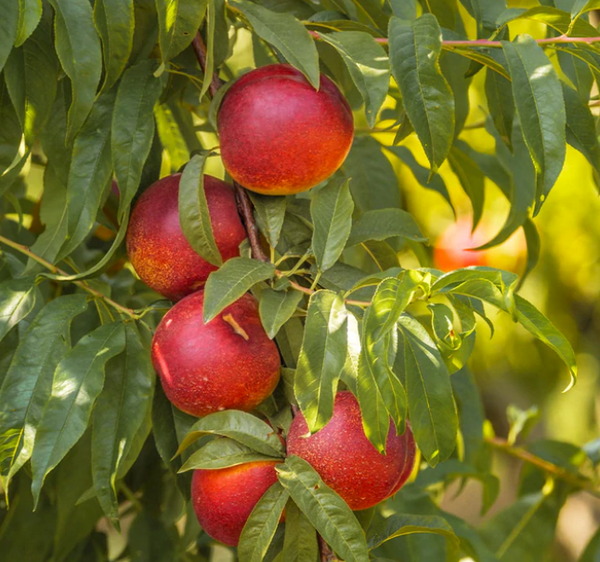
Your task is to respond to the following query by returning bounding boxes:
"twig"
[0,234,138,320]
[486,436,600,497]
[234,182,269,262]
[318,535,338,562]
[191,31,269,263]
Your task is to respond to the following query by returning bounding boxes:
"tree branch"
[0,235,139,319]
[192,31,269,262]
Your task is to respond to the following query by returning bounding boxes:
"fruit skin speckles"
[192,461,280,546]
[151,290,281,418]
[218,64,354,196]
[287,391,416,511]
[126,174,247,301]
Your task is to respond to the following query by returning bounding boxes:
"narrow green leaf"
[154,103,189,171]
[31,322,126,505]
[498,7,600,38]
[368,513,459,551]
[92,324,154,526]
[180,438,278,472]
[4,10,59,144]
[295,291,348,433]
[248,192,287,249]
[179,152,222,268]
[397,316,458,466]
[47,0,102,142]
[0,0,19,72]
[389,0,417,19]
[259,288,304,340]
[347,209,427,247]
[0,278,36,344]
[0,79,21,176]
[176,410,285,457]
[277,456,369,562]
[203,258,276,322]
[502,35,566,214]
[156,0,208,63]
[389,15,455,174]
[15,0,43,47]
[311,178,354,272]
[231,0,320,88]
[94,0,135,91]
[571,0,600,20]
[0,295,88,486]
[113,60,164,220]
[239,482,289,562]
[282,500,319,562]
[58,90,116,260]
[317,31,389,127]
[515,295,577,390]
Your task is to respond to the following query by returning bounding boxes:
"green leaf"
[129,512,176,562]
[368,513,459,551]
[317,31,389,127]
[295,290,348,433]
[282,500,319,562]
[31,321,126,505]
[15,0,43,47]
[154,102,189,171]
[178,152,222,268]
[389,15,455,174]
[502,35,566,215]
[113,60,164,221]
[94,0,134,91]
[562,81,600,175]
[91,324,154,526]
[0,79,21,176]
[4,10,59,144]
[239,482,289,562]
[231,0,320,88]
[203,258,276,322]
[47,0,103,142]
[343,136,402,212]
[498,7,599,38]
[448,143,486,230]
[397,316,458,466]
[347,209,427,247]
[0,294,88,486]
[180,438,278,472]
[156,0,208,63]
[276,456,369,562]
[571,0,600,20]
[0,0,19,73]
[0,277,36,344]
[259,288,304,340]
[389,0,417,19]
[58,90,116,260]
[176,410,285,457]
[249,192,287,249]
[580,525,600,562]
[514,294,578,391]
[311,178,354,272]
[485,53,514,141]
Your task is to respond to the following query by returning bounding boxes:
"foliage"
[0,1,599,561]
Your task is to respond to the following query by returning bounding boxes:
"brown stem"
[318,535,338,562]
[234,182,270,262]
[0,235,138,319]
[486,437,600,498]
[192,32,222,97]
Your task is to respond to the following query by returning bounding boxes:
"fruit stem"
[234,181,270,262]
[0,234,139,320]
[486,436,600,498]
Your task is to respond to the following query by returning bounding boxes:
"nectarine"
[151,291,280,417]
[218,64,354,195]
[126,174,246,301]
[287,391,416,510]
[192,461,280,546]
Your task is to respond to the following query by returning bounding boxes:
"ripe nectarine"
[126,174,246,301]
[287,391,416,510]
[218,64,354,195]
[192,461,280,546]
[151,291,280,417]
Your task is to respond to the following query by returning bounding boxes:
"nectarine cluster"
[126,65,415,549]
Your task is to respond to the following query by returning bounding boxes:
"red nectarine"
[151,291,281,417]
[192,461,280,546]
[218,64,354,195]
[287,391,416,511]
[126,174,247,301]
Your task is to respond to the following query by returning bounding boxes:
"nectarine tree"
[0,1,598,562]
